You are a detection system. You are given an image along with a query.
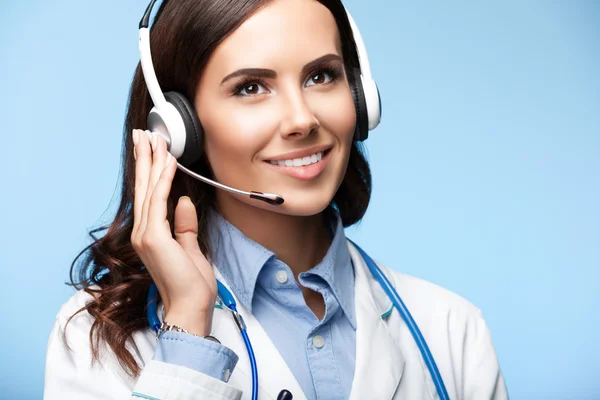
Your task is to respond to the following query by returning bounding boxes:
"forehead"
[210,0,341,72]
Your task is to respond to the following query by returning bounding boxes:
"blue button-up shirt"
[154,211,357,399]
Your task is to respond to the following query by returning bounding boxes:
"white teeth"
[269,151,324,167]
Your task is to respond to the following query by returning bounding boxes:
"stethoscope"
[146,241,450,400]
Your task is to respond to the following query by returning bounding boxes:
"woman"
[44,0,508,399]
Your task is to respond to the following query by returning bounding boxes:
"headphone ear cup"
[350,69,369,142]
[164,91,204,167]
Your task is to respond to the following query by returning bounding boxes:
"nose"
[278,88,320,140]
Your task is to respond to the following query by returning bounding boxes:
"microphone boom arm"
[176,162,284,206]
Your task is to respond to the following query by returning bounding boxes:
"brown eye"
[311,73,326,85]
[305,69,337,87]
[234,81,268,96]
[244,84,259,95]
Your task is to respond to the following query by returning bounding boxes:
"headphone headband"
[344,10,372,81]
[139,0,167,111]
[139,0,159,29]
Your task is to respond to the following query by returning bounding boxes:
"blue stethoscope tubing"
[147,281,259,400]
[146,242,449,400]
[349,240,450,400]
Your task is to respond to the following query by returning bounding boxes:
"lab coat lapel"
[212,269,306,400]
[348,241,405,400]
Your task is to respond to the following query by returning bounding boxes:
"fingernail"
[132,129,139,145]
[133,147,137,160]
[165,152,172,165]
[179,196,191,204]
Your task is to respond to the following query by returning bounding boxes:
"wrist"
[163,311,211,337]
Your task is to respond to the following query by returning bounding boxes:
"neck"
[215,194,332,278]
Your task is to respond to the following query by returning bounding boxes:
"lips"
[266,144,332,161]
[264,149,332,181]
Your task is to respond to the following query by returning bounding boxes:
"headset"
[138,0,381,205]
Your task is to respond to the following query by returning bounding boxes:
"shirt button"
[276,270,288,284]
[223,368,231,381]
[312,335,325,348]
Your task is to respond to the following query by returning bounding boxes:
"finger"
[132,129,152,236]
[138,134,169,235]
[173,196,199,251]
[174,196,216,292]
[146,151,177,233]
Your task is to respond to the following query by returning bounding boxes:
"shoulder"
[45,288,148,397]
[47,287,155,375]
[47,288,102,372]
[53,287,98,329]
[347,241,482,321]
[372,262,488,341]
[49,287,107,361]
[376,265,508,398]
[52,287,154,346]
[384,265,482,317]
[50,287,155,355]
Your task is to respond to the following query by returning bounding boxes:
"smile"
[268,151,323,167]
[264,149,332,181]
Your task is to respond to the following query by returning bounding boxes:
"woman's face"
[195,0,356,216]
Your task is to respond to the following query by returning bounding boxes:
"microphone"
[143,130,284,206]
[276,390,293,400]
[176,162,284,206]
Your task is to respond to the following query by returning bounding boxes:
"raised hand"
[130,129,216,336]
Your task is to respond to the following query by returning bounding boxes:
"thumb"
[174,196,215,293]
[173,196,200,253]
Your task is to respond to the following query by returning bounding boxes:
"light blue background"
[1,0,598,398]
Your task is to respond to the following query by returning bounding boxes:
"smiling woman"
[43,0,508,399]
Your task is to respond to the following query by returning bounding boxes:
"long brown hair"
[68,0,372,377]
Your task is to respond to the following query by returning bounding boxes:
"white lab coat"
[44,241,508,399]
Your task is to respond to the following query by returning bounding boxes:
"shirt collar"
[299,213,356,328]
[208,211,275,311]
[208,211,356,327]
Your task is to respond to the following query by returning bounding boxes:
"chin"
[230,184,338,217]
[276,194,333,216]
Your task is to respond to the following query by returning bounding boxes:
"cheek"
[313,87,357,147]
[199,104,273,167]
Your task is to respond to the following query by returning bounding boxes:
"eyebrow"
[220,53,343,85]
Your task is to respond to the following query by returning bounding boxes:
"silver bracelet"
[158,321,221,344]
